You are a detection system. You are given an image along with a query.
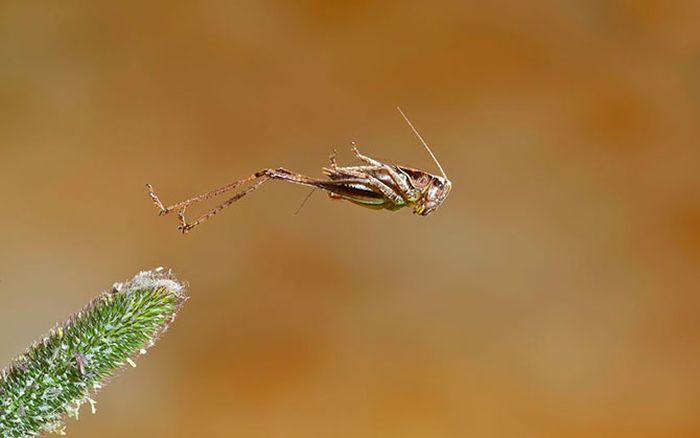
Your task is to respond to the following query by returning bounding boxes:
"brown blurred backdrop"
[1,1,699,437]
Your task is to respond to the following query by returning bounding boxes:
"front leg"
[366,175,406,206]
[329,148,338,169]
[350,143,383,167]
[335,166,406,207]
[351,144,420,202]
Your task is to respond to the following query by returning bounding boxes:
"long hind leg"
[147,167,313,216]
[150,167,379,232]
[146,171,264,216]
[293,149,341,214]
[154,167,337,232]
[177,167,346,231]
[177,175,271,233]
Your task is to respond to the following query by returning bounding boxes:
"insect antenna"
[396,107,448,179]
[294,188,316,215]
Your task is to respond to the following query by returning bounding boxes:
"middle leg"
[334,166,405,206]
[350,144,420,202]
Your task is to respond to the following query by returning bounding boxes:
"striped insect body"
[147,108,451,233]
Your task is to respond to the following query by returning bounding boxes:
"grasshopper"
[147,108,451,233]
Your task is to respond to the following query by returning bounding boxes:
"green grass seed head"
[0,268,187,437]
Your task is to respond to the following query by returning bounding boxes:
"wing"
[313,178,389,206]
[323,166,405,192]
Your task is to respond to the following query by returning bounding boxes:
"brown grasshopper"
[147,108,451,233]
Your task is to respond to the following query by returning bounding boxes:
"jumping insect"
[146,108,451,233]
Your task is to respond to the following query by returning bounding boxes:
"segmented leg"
[334,166,405,205]
[366,176,405,205]
[150,166,391,232]
[169,168,309,232]
[177,175,271,233]
[329,149,338,169]
[351,144,420,201]
[350,143,383,167]
[146,171,263,216]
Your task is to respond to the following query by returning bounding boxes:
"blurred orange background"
[1,1,699,437]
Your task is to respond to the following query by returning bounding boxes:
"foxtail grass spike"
[0,268,187,437]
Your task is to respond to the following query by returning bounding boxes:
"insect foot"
[176,209,192,234]
[329,149,338,169]
[145,184,167,215]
